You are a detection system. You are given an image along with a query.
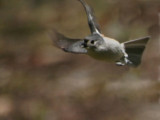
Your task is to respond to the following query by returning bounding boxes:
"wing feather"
[49,30,87,54]
[78,0,101,34]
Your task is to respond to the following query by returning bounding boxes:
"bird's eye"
[91,40,95,44]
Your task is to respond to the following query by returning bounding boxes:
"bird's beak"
[84,39,89,43]
[83,39,89,48]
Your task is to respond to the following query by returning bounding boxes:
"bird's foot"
[116,62,125,66]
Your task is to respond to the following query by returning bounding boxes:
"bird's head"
[83,34,103,49]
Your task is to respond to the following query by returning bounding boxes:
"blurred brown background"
[0,0,160,120]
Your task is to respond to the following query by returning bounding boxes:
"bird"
[50,0,150,67]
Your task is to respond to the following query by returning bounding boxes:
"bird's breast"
[87,38,124,62]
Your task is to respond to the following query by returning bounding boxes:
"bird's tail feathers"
[122,36,150,66]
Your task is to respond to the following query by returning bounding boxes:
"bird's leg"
[116,61,125,66]
[116,51,132,66]
[123,51,132,65]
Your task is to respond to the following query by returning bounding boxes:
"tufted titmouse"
[50,0,150,67]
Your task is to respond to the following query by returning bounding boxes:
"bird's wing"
[49,30,87,54]
[78,0,101,34]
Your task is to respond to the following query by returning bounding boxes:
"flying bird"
[50,0,150,67]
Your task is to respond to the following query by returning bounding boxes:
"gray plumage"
[50,30,87,54]
[50,0,150,67]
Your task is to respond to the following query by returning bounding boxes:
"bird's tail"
[122,36,150,66]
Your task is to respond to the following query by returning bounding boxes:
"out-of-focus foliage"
[0,0,160,120]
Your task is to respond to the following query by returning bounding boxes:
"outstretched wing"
[78,0,101,34]
[49,30,87,54]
